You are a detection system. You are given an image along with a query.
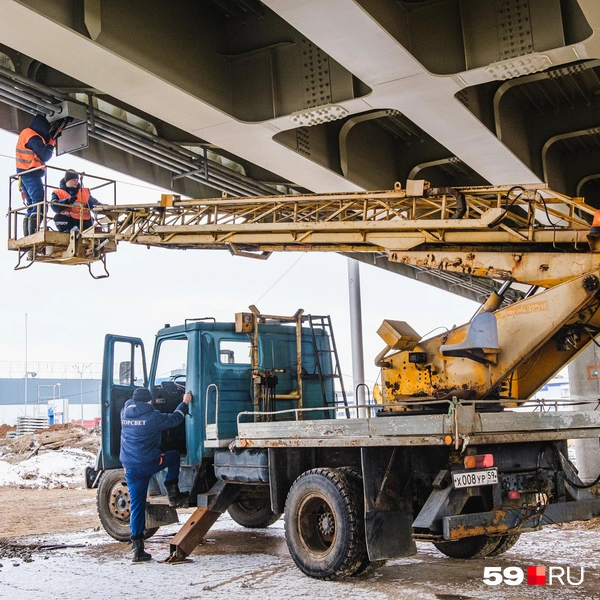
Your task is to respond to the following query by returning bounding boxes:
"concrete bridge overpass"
[3,0,600,301]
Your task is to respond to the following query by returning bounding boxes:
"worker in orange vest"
[51,170,101,232]
[15,114,58,236]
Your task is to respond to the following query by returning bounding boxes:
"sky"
[0,128,479,390]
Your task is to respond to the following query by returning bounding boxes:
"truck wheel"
[96,469,158,542]
[228,498,281,528]
[336,467,387,577]
[284,468,365,580]
[433,535,499,559]
[487,533,520,557]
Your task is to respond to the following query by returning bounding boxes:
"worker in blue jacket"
[51,170,102,232]
[120,387,192,562]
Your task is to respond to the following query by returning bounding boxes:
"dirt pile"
[0,424,98,489]
[0,424,16,438]
[0,423,99,461]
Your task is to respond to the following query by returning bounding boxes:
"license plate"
[452,468,498,489]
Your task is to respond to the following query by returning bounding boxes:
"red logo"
[527,566,546,586]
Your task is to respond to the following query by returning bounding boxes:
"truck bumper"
[442,497,600,540]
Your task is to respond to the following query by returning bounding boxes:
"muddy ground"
[1,487,599,600]
[0,487,99,537]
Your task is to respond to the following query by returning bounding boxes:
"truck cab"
[94,310,342,540]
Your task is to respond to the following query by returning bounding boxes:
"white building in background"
[532,373,570,403]
[0,362,102,426]
[0,397,101,428]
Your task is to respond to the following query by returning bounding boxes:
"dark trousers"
[125,450,181,539]
[20,175,44,219]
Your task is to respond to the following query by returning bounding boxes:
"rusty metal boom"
[8,181,600,286]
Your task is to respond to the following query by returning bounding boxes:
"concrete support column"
[568,343,600,482]
[348,258,367,418]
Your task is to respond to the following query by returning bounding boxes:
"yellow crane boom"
[8,181,600,286]
[8,179,600,405]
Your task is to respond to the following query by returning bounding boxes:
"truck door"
[101,335,147,469]
[149,334,189,458]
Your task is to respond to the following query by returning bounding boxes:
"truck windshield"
[154,336,188,385]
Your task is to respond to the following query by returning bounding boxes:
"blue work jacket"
[119,399,188,470]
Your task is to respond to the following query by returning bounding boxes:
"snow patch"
[0,448,94,489]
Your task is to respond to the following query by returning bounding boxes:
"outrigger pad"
[162,481,241,563]
[160,555,193,565]
[165,507,221,563]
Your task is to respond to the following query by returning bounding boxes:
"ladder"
[306,315,350,418]
[248,306,303,420]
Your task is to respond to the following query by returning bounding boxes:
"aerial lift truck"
[10,181,600,579]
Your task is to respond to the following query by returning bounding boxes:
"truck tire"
[487,533,520,557]
[96,469,158,542]
[228,498,281,528]
[284,467,365,580]
[352,557,387,577]
[433,535,499,559]
[336,467,387,577]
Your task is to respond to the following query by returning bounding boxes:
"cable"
[565,471,600,489]
[254,253,306,303]
[502,503,548,534]
[503,187,563,231]
[39,387,101,401]
[584,326,600,351]
[550,444,600,489]
[504,186,524,211]
[508,351,542,382]
[536,191,560,229]
[421,325,450,339]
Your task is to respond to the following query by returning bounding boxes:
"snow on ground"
[0,517,390,600]
[2,516,600,600]
[0,448,93,488]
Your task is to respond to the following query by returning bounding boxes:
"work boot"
[165,480,188,508]
[23,217,35,260]
[23,216,36,236]
[27,216,38,236]
[131,538,151,563]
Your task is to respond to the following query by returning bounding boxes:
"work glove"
[48,121,60,138]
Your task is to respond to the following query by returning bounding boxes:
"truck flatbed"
[234,403,600,448]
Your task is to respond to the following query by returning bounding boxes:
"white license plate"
[452,468,498,489]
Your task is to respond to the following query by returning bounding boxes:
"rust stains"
[447,509,510,540]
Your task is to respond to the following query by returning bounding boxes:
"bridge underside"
[1,0,600,302]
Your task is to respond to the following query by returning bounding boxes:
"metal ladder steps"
[306,314,349,417]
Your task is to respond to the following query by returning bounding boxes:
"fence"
[0,362,102,379]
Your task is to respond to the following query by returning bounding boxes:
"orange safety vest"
[54,188,92,221]
[15,128,46,172]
